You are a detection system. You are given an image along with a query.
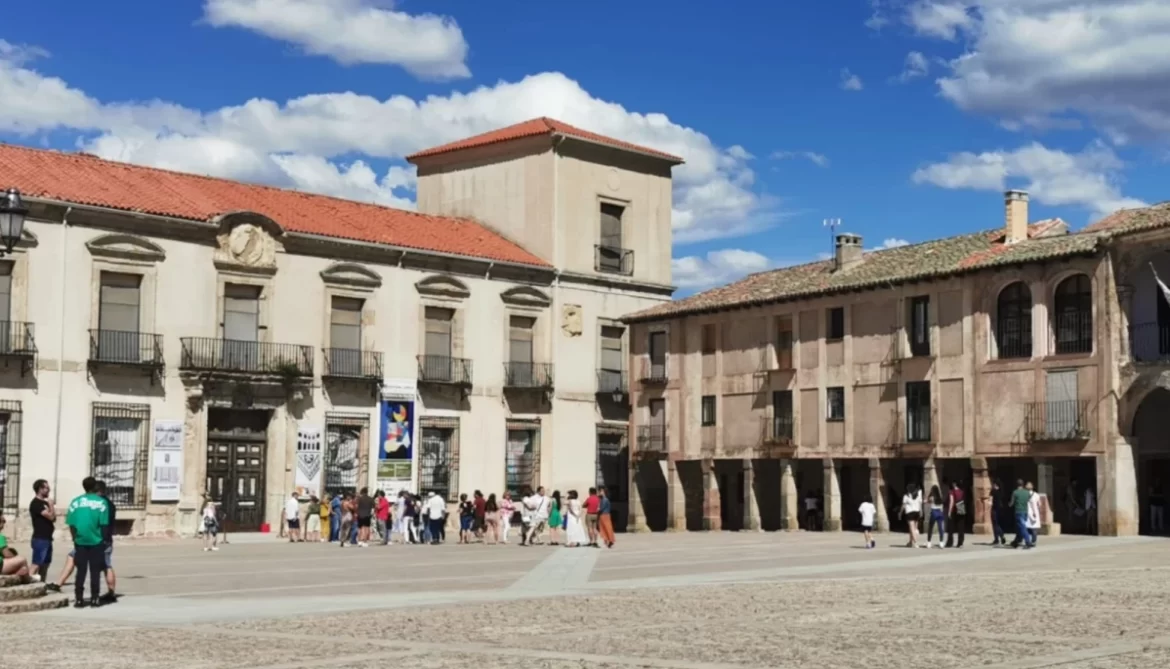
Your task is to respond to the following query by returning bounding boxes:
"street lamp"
[611,389,625,404]
[0,188,28,257]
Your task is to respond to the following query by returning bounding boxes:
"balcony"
[179,337,313,378]
[1053,311,1093,355]
[417,354,473,387]
[596,369,628,396]
[638,359,668,385]
[595,244,634,276]
[636,425,667,455]
[1129,322,1170,364]
[1026,400,1090,442]
[88,330,164,374]
[503,361,554,389]
[756,415,796,457]
[323,348,383,380]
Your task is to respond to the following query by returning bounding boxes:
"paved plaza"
[3,532,1169,668]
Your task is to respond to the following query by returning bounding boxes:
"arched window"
[1054,274,1093,354]
[996,282,1032,358]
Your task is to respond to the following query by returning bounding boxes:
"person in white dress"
[1025,481,1042,547]
[565,490,590,547]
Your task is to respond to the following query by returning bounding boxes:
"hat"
[427,491,435,497]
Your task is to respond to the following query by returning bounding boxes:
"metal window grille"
[324,413,367,496]
[996,282,1033,359]
[1054,275,1093,355]
[905,381,931,442]
[91,403,150,510]
[0,400,22,512]
[701,396,717,426]
[505,422,540,497]
[826,387,846,421]
[908,296,930,357]
[419,417,458,499]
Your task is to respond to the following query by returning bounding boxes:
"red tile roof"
[406,117,685,164]
[0,143,550,267]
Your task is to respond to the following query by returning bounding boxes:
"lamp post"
[0,188,28,256]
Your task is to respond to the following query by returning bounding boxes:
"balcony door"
[329,296,363,376]
[509,315,535,385]
[0,262,12,353]
[223,284,261,371]
[648,398,665,448]
[98,272,142,363]
[1046,369,1079,437]
[599,326,624,393]
[648,331,667,378]
[423,306,454,381]
[597,203,625,273]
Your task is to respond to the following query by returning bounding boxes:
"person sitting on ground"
[0,515,30,579]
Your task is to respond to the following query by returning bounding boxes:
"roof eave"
[552,132,685,166]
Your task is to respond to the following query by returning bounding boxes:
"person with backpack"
[945,479,966,548]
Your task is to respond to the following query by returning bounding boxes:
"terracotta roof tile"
[626,222,1108,323]
[405,117,685,164]
[0,143,550,267]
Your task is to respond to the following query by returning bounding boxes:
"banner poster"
[295,425,323,499]
[379,399,414,474]
[150,420,184,502]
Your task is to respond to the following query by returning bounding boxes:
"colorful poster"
[150,420,184,502]
[380,400,414,461]
[295,425,323,499]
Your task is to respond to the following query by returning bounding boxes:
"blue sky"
[3,1,1169,295]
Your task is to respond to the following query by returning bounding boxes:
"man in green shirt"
[1009,479,1034,549]
[65,476,109,608]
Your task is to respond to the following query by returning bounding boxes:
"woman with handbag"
[945,480,966,548]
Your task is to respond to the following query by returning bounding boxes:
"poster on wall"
[150,420,184,502]
[379,378,417,486]
[296,425,323,499]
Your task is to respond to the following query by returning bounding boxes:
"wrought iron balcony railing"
[636,425,667,453]
[179,337,313,377]
[88,329,164,367]
[1053,311,1093,355]
[596,369,627,395]
[638,359,668,384]
[503,361,554,389]
[905,409,932,443]
[595,244,634,276]
[0,321,36,356]
[417,354,473,386]
[995,317,1033,359]
[1129,322,1170,363]
[324,348,383,380]
[765,415,794,443]
[1026,400,1090,441]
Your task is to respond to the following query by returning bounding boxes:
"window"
[775,317,794,369]
[996,282,1033,359]
[505,427,538,497]
[223,284,261,341]
[0,261,11,322]
[419,424,454,499]
[827,307,845,340]
[329,297,363,350]
[97,272,143,362]
[906,381,931,442]
[701,324,717,354]
[772,390,793,440]
[701,396,717,426]
[826,387,845,421]
[599,325,624,392]
[1054,274,1092,354]
[424,306,454,357]
[597,203,625,273]
[509,315,535,364]
[91,403,150,510]
[908,296,930,357]
[646,330,667,380]
[324,416,363,497]
[0,401,22,512]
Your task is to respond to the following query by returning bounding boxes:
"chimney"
[1005,190,1029,244]
[834,233,863,271]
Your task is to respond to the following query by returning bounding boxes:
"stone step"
[0,583,47,602]
[0,594,70,615]
[0,574,25,587]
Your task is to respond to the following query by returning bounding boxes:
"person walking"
[458,493,474,544]
[375,491,391,546]
[858,495,877,549]
[473,490,486,542]
[500,491,515,545]
[202,495,220,551]
[1010,479,1034,549]
[1026,481,1041,547]
[93,481,119,603]
[988,479,1007,546]
[28,478,56,583]
[565,490,589,547]
[899,483,923,548]
[597,486,616,549]
[925,484,946,548]
[945,480,966,549]
[285,492,302,543]
[584,488,601,547]
[425,491,446,544]
[305,495,322,543]
[484,493,501,545]
[65,476,109,608]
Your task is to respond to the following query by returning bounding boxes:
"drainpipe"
[51,206,73,496]
[550,137,565,491]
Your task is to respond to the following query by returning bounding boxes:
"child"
[858,496,877,549]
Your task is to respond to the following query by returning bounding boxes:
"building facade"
[0,117,679,537]
[625,191,1170,538]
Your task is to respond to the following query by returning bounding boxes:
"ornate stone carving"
[561,304,583,337]
[212,211,282,274]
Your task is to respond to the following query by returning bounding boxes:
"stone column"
[779,458,799,530]
[823,458,842,531]
[923,457,940,496]
[1035,458,1062,536]
[1117,284,1134,361]
[702,458,722,531]
[1099,439,1139,536]
[868,458,889,532]
[971,456,991,535]
[628,460,646,533]
[743,458,760,531]
[666,459,686,531]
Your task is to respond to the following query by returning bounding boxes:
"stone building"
[0,117,679,537]
[624,191,1170,537]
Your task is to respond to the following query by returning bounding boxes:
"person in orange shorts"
[597,486,616,548]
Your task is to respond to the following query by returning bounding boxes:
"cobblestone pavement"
[5,532,1169,668]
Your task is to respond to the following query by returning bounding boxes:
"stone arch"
[85,233,166,262]
[211,210,285,238]
[415,274,470,300]
[500,285,551,308]
[320,262,382,290]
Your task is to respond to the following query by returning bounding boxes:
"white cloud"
[875,238,910,250]
[0,51,768,245]
[0,40,49,67]
[202,0,470,80]
[897,51,930,82]
[771,150,829,168]
[840,68,864,91]
[903,1,1170,140]
[672,249,771,290]
[912,141,1148,217]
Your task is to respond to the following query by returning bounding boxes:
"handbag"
[956,500,967,516]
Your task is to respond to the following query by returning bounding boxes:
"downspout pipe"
[52,206,73,496]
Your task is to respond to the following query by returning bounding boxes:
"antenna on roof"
[823,218,841,259]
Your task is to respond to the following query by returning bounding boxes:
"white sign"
[377,478,413,498]
[150,420,184,502]
[381,377,417,400]
[296,425,323,499]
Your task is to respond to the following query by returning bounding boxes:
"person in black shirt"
[355,488,374,547]
[95,480,118,603]
[28,479,57,585]
[989,479,1007,546]
[458,493,474,544]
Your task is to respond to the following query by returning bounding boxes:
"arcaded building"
[624,191,1170,537]
[0,117,678,537]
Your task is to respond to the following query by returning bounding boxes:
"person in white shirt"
[899,483,923,548]
[425,492,446,545]
[525,487,550,546]
[858,497,877,549]
[284,492,302,543]
[1025,482,1041,547]
[393,491,408,544]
